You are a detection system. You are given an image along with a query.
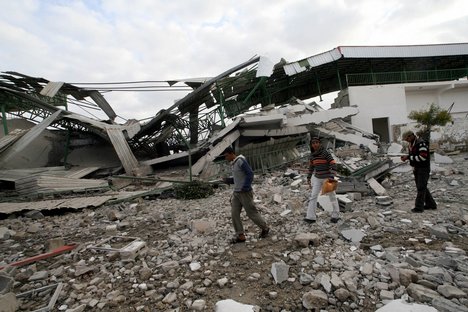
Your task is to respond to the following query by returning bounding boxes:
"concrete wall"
[0,119,66,169]
[348,84,408,140]
[347,80,468,148]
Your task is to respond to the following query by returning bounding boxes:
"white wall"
[348,84,408,140]
[347,80,468,144]
[406,87,468,115]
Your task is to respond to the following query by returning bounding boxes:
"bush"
[174,181,214,200]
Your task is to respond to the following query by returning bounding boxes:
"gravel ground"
[1,152,468,311]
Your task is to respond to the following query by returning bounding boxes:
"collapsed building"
[1,44,468,312]
[0,43,467,205]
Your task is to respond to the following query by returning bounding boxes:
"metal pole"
[216,82,226,127]
[63,101,70,167]
[173,126,193,182]
[1,104,8,135]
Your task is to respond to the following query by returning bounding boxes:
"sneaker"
[230,233,246,244]
[411,208,424,213]
[303,218,316,224]
[330,218,340,223]
[259,227,270,238]
[424,206,437,210]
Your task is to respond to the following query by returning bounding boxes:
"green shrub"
[174,181,214,200]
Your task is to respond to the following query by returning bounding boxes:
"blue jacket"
[226,155,253,192]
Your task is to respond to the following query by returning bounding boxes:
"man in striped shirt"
[401,130,437,213]
[305,137,340,223]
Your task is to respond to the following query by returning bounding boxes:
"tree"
[408,103,452,141]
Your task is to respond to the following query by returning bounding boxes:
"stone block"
[120,240,146,260]
[46,238,65,252]
[271,261,289,284]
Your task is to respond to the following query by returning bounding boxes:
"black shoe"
[411,208,424,213]
[330,218,340,223]
[424,206,437,210]
[259,227,270,238]
[303,218,316,224]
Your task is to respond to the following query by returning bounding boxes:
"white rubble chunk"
[375,299,437,312]
[214,299,259,312]
[271,261,290,284]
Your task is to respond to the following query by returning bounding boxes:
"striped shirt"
[408,137,430,168]
[307,147,337,179]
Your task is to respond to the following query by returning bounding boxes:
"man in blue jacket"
[401,130,437,213]
[223,147,270,243]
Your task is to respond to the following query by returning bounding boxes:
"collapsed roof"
[1,43,467,179]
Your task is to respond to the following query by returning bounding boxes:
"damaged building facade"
[0,43,467,197]
[2,43,468,311]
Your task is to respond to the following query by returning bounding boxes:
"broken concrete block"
[74,265,95,277]
[429,226,450,240]
[291,179,302,188]
[302,289,328,310]
[120,240,146,260]
[294,233,320,247]
[0,275,14,295]
[336,195,353,212]
[105,224,118,232]
[273,194,282,204]
[191,219,216,234]
[317,195,334,212]
[375,196,393,206]
[271,261,290,284]
[367,178,387,196]
[347,192,362,201]
[406,283,439,303]
[28,270,49,281]
[0,227,14,240]
[107,210,123,221]
[0,292,18,312]
[434,153,453,164]
[46,238,65,252]
[340,228,365,244]
[215,299,259,312]
[24,210,44,219]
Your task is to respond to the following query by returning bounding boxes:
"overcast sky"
[2,0,468,122]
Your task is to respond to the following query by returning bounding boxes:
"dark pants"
[413,167,437,209]
[231,191,268,235]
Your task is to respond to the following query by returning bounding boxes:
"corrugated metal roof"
[284,43,468,76]
[0,195,113,214]
[339,43,468,58]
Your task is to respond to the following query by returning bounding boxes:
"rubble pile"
[1,153,468,311]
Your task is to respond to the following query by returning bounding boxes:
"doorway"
[372,117,390,143]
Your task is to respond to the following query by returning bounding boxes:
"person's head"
[402,130,415,143]
[310,137,321,150]
[223,146,236,162]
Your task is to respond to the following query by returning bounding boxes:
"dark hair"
[310,137,321,143]
[223,146,235,154]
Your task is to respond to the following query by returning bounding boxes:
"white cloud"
[1,0,467,120]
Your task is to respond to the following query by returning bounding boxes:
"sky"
[1,0,468,122]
